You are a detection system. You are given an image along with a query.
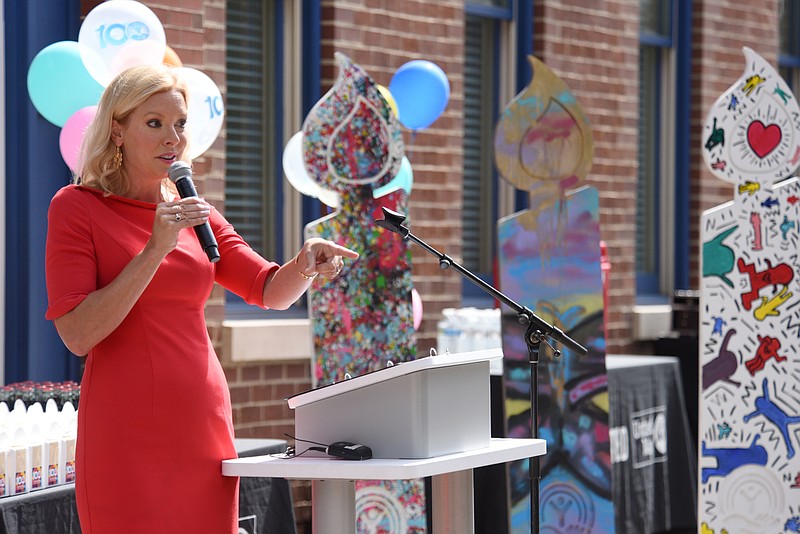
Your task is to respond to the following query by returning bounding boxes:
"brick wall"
[78,0,790,417]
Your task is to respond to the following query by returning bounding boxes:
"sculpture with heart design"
[699,47,800,533]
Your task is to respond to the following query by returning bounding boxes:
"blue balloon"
[27,41,105,127]
[389,60,450,131]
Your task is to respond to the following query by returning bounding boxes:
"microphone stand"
[376,206,587,534]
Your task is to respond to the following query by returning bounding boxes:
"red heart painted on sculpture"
[747,120,781,158]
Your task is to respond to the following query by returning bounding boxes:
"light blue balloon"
[27,41,105,127]
[389,60,450,131]
[373,156,414,199]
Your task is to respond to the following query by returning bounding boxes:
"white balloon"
[173,67,226,159]
[78,0,166,86]
[282,132,339,208]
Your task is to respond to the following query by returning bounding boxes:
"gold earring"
[113,146,123,169]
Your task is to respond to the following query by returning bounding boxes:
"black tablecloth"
[0,438,294,534]
[607,355,697,534]
[0,484,78,534]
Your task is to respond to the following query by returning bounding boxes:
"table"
[233,438,297,534]
[0,484,79,533]
[0,438,293,534]
[223,437,546,534]
[606,355,697,534]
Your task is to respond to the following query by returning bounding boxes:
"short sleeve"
[45,186,98,320]
[211,210,279,308]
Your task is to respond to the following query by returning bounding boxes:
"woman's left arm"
[262,237,359,310]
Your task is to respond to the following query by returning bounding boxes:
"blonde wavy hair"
[78,64,190,197]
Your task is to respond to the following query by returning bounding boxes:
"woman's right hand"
[148,197,212,256]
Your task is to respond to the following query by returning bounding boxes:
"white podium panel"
[287,349,502,459]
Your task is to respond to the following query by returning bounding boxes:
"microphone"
[375,207,410,238]
[167,161,220,263]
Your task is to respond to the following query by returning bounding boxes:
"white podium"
[288,349,503,458]
[222,349,547,533]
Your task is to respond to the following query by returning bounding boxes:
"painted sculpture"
[494,55,614,532]
[293,52,425,533]
[699,47,800,533]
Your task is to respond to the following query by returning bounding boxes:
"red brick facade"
[78,1,784,531]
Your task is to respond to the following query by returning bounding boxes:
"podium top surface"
[222,438,545,480]
[286,348,503,409]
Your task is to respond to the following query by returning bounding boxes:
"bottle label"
[32,467,42,489]
[48,464,59,486]
[65,461,76,483]
[15,471,26,493]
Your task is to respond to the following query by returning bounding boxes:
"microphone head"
[374,219,395,231]
[376,207,411,238]
[167,161,192,183]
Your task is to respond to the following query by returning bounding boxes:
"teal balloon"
[389,60,450,130]
[27,41,105,127]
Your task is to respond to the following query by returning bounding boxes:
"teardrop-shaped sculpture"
[701,47,800,187]
[494,56,594,194]
[328,96,394,184]
[302,52,403,194]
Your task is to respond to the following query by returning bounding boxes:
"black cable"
[269,446,319,459]
[279,434,332,460]
[284,433,329,447]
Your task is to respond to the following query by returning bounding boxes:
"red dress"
[45,185,278,533]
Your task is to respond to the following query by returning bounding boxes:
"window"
[463,15,499,277]
[462,0,522,303]
[636,42,662,295]
[224,0,313,317]
[636,0,690,300]
[226,0,279,259]
[469,0,511,9]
